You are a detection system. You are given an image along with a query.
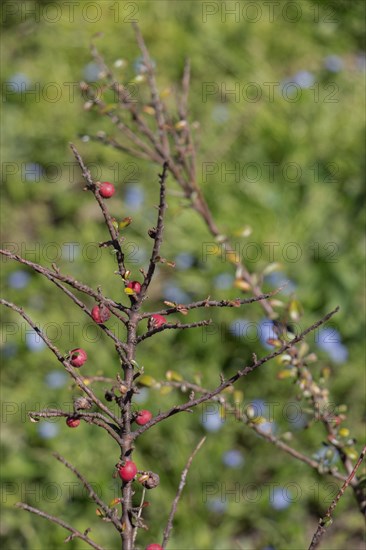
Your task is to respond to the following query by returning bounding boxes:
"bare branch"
[15,503,105,550]
[28,409,124,447]
[308,445,366,550]
[137,162,169,302]
[132,307,339,438]
[132,22,170,158]
[131,487,146,547]
[137,319,212,344]
[0,249,129,318]
[1,299,121,426]
[53,452,123,534]
[162,437,206,548]
[161,380,347,483]
[140,288,282,319]
[70,142,127,279]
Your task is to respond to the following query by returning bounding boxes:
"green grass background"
[1,1,365,549]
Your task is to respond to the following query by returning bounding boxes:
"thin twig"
[160,379,347,483]
[28,409,123,447]
[140,288,283,319]
[0,249,129,317]
[0,299,121,425]
[162,437,206,548]
[53,452,123,534]
[131,487,146,548]
[137,319,212,344]
[132,307,339,438]
[138,162,169,302]
[70,143,127,279]
[132,22,170,158]
[308,445,366,550]
[15,503,105,550]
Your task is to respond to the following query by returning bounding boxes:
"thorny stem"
[119,162,170,550]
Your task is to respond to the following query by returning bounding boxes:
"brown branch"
[140,288,282,319]
[70,143,127,279]
[53,452,123,534]
[0,249,129,362]
[133,307,339,438]
[136,319,212,344]
[15,502,105,550]
[161,380,347,483]
[137,162,169,303]
[308,445,366,550]
[87,93,163,163]
[248,422,347,483]
[1,299,121,426]
[28,409,124,447]
[132,22,170,158]
[41,275,128,358]
[162,437,206,548]
[131,487,146,548]
[88,133,154,161]
[0,249,129,318]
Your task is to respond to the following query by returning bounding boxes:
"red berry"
[145,545,163,550]
[135,410,152,426]
[118,461,137,482]
[126,281,141,294]
[69,348,87,367]
[149,314,167,329]
[99,182,115,198]
[66,417,80,428]
[91,305,111,324]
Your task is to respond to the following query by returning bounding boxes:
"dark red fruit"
[99,182,115,198]
[69,348,87,367]
[118,461,137,482]
[148,314,167,329]
[135,410,152,426]
[145,544,163,550]
[126,281,141,294]
[66,417,80,428]
[91,305,111,324]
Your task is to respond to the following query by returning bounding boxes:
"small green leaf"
[277,354,292,365]
[277,369,295,379]
[165,370,183,382]
[138,375,156,387]
[343,447,358,460]
[160,386,173,395]
[119,217,132,229]
[288,297,303,321]
[100,104,118,114]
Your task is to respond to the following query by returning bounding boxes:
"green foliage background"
[1,1,365,549]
